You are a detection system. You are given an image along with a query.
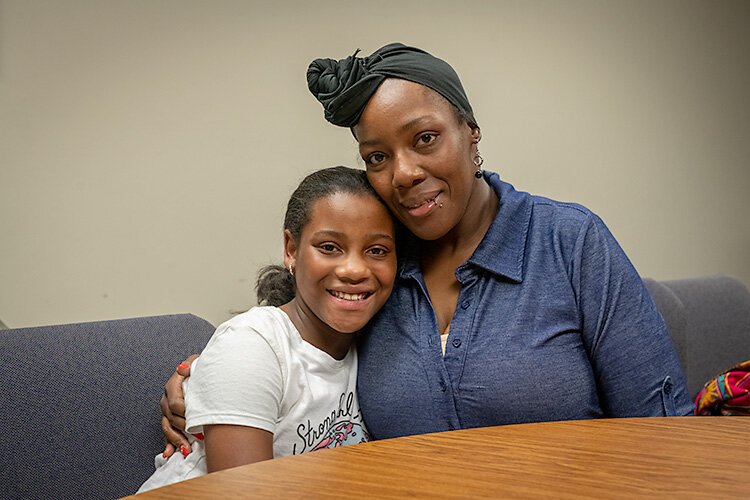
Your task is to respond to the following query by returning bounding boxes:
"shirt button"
[452,338,462,348]
[664,380,673,395]
[461,301,470,310]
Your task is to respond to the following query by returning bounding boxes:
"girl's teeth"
[332,291,367,301]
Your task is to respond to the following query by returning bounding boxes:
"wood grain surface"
[129,417,749,499]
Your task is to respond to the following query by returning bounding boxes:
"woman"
[162,43,690,455]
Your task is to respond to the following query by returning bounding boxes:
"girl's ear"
[283,229,297,270]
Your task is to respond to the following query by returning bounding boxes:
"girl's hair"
[255,166,385,307]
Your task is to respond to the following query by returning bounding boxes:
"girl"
[138,166,396,492]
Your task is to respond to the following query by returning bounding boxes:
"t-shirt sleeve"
[572,214,693,417]
[185,324,284,435]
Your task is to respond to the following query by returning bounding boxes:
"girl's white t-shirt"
[137,306,368,493]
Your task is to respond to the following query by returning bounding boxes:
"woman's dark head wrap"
[307,43,476,128]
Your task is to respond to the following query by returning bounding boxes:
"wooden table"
[131,417,748,499]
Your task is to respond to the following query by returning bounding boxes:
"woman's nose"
[391,153,425,189]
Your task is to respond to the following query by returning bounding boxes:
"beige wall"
[1,0,748,328]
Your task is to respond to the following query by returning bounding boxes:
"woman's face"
[284,192,397,334]
[353,79,481,241]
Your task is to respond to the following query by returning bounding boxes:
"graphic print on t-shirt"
[293,391,370,454]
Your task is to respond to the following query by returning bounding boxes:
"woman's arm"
[573,214,692,416]
[161,355,198,457]
[204,424,273,472]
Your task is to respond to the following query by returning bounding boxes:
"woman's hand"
[161,354,198,457]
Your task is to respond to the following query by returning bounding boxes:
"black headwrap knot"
[307,43,476,128]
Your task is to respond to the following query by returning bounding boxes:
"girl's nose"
[336,254,369,282]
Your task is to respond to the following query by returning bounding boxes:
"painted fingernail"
[193,432,204,441]
[177,363,189,370]
[180,445,189,457]
[162,452,167,459]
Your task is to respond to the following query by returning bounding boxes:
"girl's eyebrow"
[368,233,395,241]
[313,230,394,241]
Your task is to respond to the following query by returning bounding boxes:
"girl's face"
[284,192,396,335]
[353,79,481,241]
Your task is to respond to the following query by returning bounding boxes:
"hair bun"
[307,43,476,128]
[307,51,366,106]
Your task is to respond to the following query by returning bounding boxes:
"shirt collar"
[397,171,531,283]
[466,171,530,282]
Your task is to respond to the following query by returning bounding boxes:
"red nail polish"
[193,432,204,441]
[162,452,167,459]
[180,445,189,457]
[177,363,189,370]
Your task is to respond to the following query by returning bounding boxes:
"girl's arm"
[204,424,273,472]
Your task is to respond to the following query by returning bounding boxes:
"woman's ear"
[470,126,482,144]
[283,230,297,270]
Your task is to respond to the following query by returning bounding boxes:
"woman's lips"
[405,196,439,218]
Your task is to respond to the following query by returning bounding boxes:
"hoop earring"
[288,264,294,277]
[473,148,484,178]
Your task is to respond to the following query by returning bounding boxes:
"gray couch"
[643,275,750,396]
[0,314,216,499]
[1,275,749,499]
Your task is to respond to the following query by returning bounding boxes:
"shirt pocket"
[660,376,676,416]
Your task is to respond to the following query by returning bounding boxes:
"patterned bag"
[694,359,750,415]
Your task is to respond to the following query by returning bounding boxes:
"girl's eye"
[368,246,390,257]
[319,243,338,253]
[365,152,386,166]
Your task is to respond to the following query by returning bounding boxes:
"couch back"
[0,314,215,499]
[643,275,750,397]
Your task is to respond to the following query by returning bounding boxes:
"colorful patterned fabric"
[694,359,750,415]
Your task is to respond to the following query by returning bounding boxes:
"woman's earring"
[473,148,484,178]
[288,264,294,277]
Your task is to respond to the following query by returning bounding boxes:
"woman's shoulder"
[523,190,598,225]
[494,177,600,235]
[490,171,597,223]
[489,174,620,264]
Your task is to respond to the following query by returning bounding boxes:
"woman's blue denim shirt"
[357,171,692,440]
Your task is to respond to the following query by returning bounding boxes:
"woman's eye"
[365,152,386,166]
[319,243,338,253]
[417,133,436,145]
